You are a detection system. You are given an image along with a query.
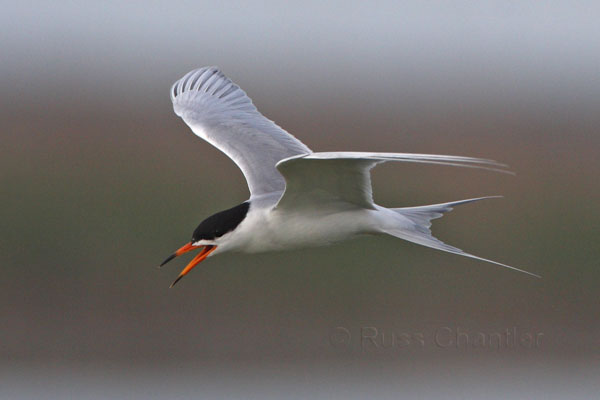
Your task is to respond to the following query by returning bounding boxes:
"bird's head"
[159,202,249,287]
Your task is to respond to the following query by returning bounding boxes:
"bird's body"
[161,66,538,286]
[216,200,380,254]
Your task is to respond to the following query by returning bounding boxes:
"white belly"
[218,206,383,253]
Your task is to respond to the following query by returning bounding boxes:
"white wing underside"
[274,152,511,211]
[170,67,511,208]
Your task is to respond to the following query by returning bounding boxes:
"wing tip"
[170,66,220,100]
[170,67,254,112]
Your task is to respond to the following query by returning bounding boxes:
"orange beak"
[159,242,217,288]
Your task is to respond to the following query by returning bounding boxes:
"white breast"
[217,205,383,254]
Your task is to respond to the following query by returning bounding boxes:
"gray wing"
[171,67,311,197]
[274,152,511,211]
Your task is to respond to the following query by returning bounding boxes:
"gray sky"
[2,0,599,112]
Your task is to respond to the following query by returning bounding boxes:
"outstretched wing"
[274,152,511,211]
[171,67,311,197]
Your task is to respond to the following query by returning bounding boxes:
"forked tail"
[386,196,540,277]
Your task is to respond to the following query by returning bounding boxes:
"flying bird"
[160,66,538,287]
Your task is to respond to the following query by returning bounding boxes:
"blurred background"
[1,1,599,398]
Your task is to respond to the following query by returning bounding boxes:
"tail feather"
[388,196,540,278]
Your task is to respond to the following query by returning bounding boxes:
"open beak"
[159,242,217,288]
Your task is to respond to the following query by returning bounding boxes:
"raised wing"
[274,152,511,211]
[171,67,311,197]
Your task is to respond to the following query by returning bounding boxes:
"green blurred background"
[1,1,599,398]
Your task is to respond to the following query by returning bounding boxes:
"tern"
[160,66,538,287]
